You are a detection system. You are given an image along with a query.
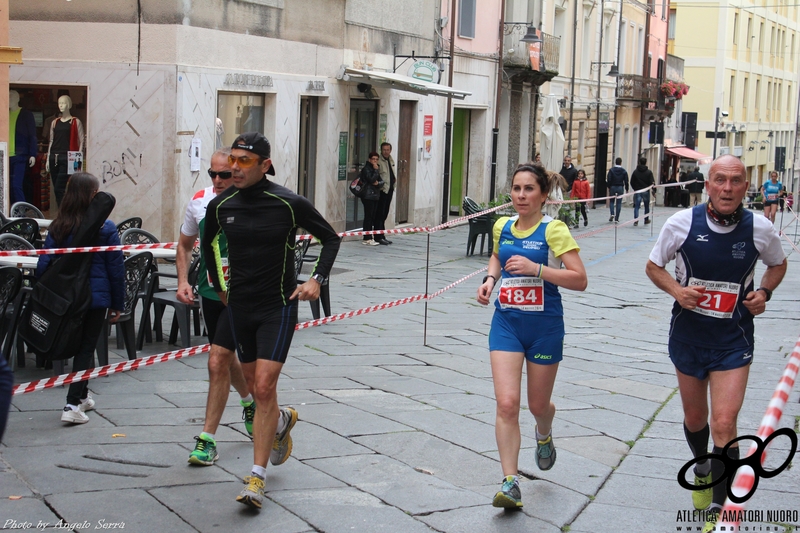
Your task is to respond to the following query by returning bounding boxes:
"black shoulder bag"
[18,192,116,360]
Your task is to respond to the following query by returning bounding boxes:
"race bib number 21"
[498,277,544,312]
[688,277,740,319]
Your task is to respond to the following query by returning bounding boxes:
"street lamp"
[490,22,544,202]
[712,108,728,159]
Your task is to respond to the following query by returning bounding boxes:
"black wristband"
[757,287,773,302]
[482,275,497,285]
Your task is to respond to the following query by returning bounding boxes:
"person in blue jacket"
[37,173,125,425]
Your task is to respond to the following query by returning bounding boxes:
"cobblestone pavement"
[2,206,799,533]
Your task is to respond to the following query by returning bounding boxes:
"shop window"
[216,92,266,149]
[459,0,476,38]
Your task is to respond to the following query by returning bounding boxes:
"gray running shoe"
[536,434,557,470]
[492,476,523,508]
[270,407,298,465]
[236,475,265,510]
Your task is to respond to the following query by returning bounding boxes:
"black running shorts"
[200,296,236,352]
[228,301,298,364]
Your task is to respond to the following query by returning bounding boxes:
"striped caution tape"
[716,338,800,530]
[12,266,487,395]
[12,344,211,396]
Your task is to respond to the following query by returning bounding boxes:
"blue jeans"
[609,185,624,219]
[633,191,650,221]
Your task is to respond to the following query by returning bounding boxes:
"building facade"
[671,0,800,192]
[9,0,498,239]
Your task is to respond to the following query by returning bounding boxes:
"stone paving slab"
[513,446,612,496]
[382,409,497,454]
[352,431,499,487]
[315,388,436,413]
[295,402,414,437]
[418,504,561,533]
[305,454,486,515]
[0,498,61,530]
[46,489,197,533]
[571,376,674,403]
[569,502,677,533]
[150,483,312,533]
[268,487,438,533]
[288,421,374,460]
[557,434,630,467]
[1,422,246,448]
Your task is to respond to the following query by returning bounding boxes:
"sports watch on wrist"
[311,273,326,284]
[756,287,772,302]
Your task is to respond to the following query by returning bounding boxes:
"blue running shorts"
[668,337,753,380]
[489,311,564,364]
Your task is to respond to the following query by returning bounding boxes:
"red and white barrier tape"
[0,242,179,258]
[717,339,800,529]
[12,344,211,396]
[12,266,487,395]
[0,181,691,258]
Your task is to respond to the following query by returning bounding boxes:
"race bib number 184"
[498,277,544,312]
[688,277,740,319]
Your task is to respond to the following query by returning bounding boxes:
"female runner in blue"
[477,163,588,508]
[761,171,781,223]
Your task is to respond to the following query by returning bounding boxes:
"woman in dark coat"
[359,152,384,246]
[37,173,125,424]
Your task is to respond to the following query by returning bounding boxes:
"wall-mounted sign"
[407,60,440,84]
[423,115,434,159]
[224,73,274,88]
[423,115,434,136]
[190,137,202,172]
[338,132,348,180]
[599,112,610,134]
[380,114,388,144]
[307,81,325,91]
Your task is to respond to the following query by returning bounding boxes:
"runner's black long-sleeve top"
[202,176,340,309]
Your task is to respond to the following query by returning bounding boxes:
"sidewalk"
[2,206,799,533]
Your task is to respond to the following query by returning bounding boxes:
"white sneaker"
[367,240,380,246]
[79,395,95,412]
[61,406,89,424]
[361,240,371,245]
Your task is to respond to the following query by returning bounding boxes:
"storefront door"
[450,108,470,215]
[298,96,318,204]
[396,101,414,224]
[346,100,378,230]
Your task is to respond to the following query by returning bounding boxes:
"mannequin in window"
[8,90,38,205]
[45,95,85,206]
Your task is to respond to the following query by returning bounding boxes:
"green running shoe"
[188,435,218,466]
[536,434,557,470]
[241,399,256,437]
[692,473,713,510]
[492,475,523,508]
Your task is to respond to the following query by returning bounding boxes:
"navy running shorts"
[228,301,298,364]
[200,296,236,352]
[668,337,753,380]
[489,311,564,364]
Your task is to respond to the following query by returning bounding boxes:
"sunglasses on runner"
[227,155,263,168]
[208,169,233,179]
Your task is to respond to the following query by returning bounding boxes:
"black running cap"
[231,132,275,175]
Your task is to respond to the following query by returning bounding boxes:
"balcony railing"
[616,74,658,103]
[503,25,560,75]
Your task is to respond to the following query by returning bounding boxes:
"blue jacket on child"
[37,220,126,311]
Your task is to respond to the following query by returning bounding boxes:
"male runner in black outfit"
[203,133,340,510]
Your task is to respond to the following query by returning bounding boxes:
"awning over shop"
[665,146,711,161]
[339,67,471,100]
